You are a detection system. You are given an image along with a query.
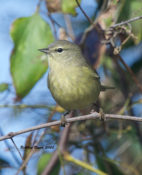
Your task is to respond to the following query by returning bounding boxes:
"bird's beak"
[38,48,49,54]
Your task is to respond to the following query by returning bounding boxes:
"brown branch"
[97,24,142,93]
[42,111,74,175]
[0,112,142,142]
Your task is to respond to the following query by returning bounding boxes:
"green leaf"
[37,153,60,175]
[95,154,106,172]
[61,0,81,15]
[10,13,54,99]
[103,157,126,175]
[95,154,126,175]
[0,83,9,92]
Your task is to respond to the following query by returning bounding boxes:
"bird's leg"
[91,103,106,121]
[60,111,70,127]
[90,102,100,113]
[99,108,106,121]
[64,111,70,116]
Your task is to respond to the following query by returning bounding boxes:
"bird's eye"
[57,48,63,53]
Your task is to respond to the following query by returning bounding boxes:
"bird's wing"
[83,67,114,91]
[82,66,100,79]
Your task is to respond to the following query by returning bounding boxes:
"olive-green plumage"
[39,40,113,110]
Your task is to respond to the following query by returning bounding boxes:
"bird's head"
[39,40,83,67]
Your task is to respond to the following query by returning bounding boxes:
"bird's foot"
[60,111,70,127]
[99,108,106,121]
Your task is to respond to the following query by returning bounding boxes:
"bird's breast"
[48,65,100,110]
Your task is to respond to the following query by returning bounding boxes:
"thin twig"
[0,128,21,165]
[75,0,92,24]
[110,15,142,28]
[64,15,75,40]
[15,129,46,175]
[36,0,43,12]
[79,24,95,45]
[48,12,57,39]
[116,54,142,92]
[0,112,142,142]
[0,104,53,110]
[10,138,23,161]
[46,12,74,40]
[47,12,62,28]
[15,108,56,174]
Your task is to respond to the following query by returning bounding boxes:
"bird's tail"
[100,85,115,91]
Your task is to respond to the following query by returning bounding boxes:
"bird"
[39,40,114,111]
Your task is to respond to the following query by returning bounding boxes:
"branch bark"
[0,112,142,142]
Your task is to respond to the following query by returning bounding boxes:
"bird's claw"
[99,108,106,121]
[60,115,66,127]
[60,111,70,127]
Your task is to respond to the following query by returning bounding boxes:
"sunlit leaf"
[10,13,54,99]
[46,0,81,15]
[64,152,107,175]
[61,0,81,15]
